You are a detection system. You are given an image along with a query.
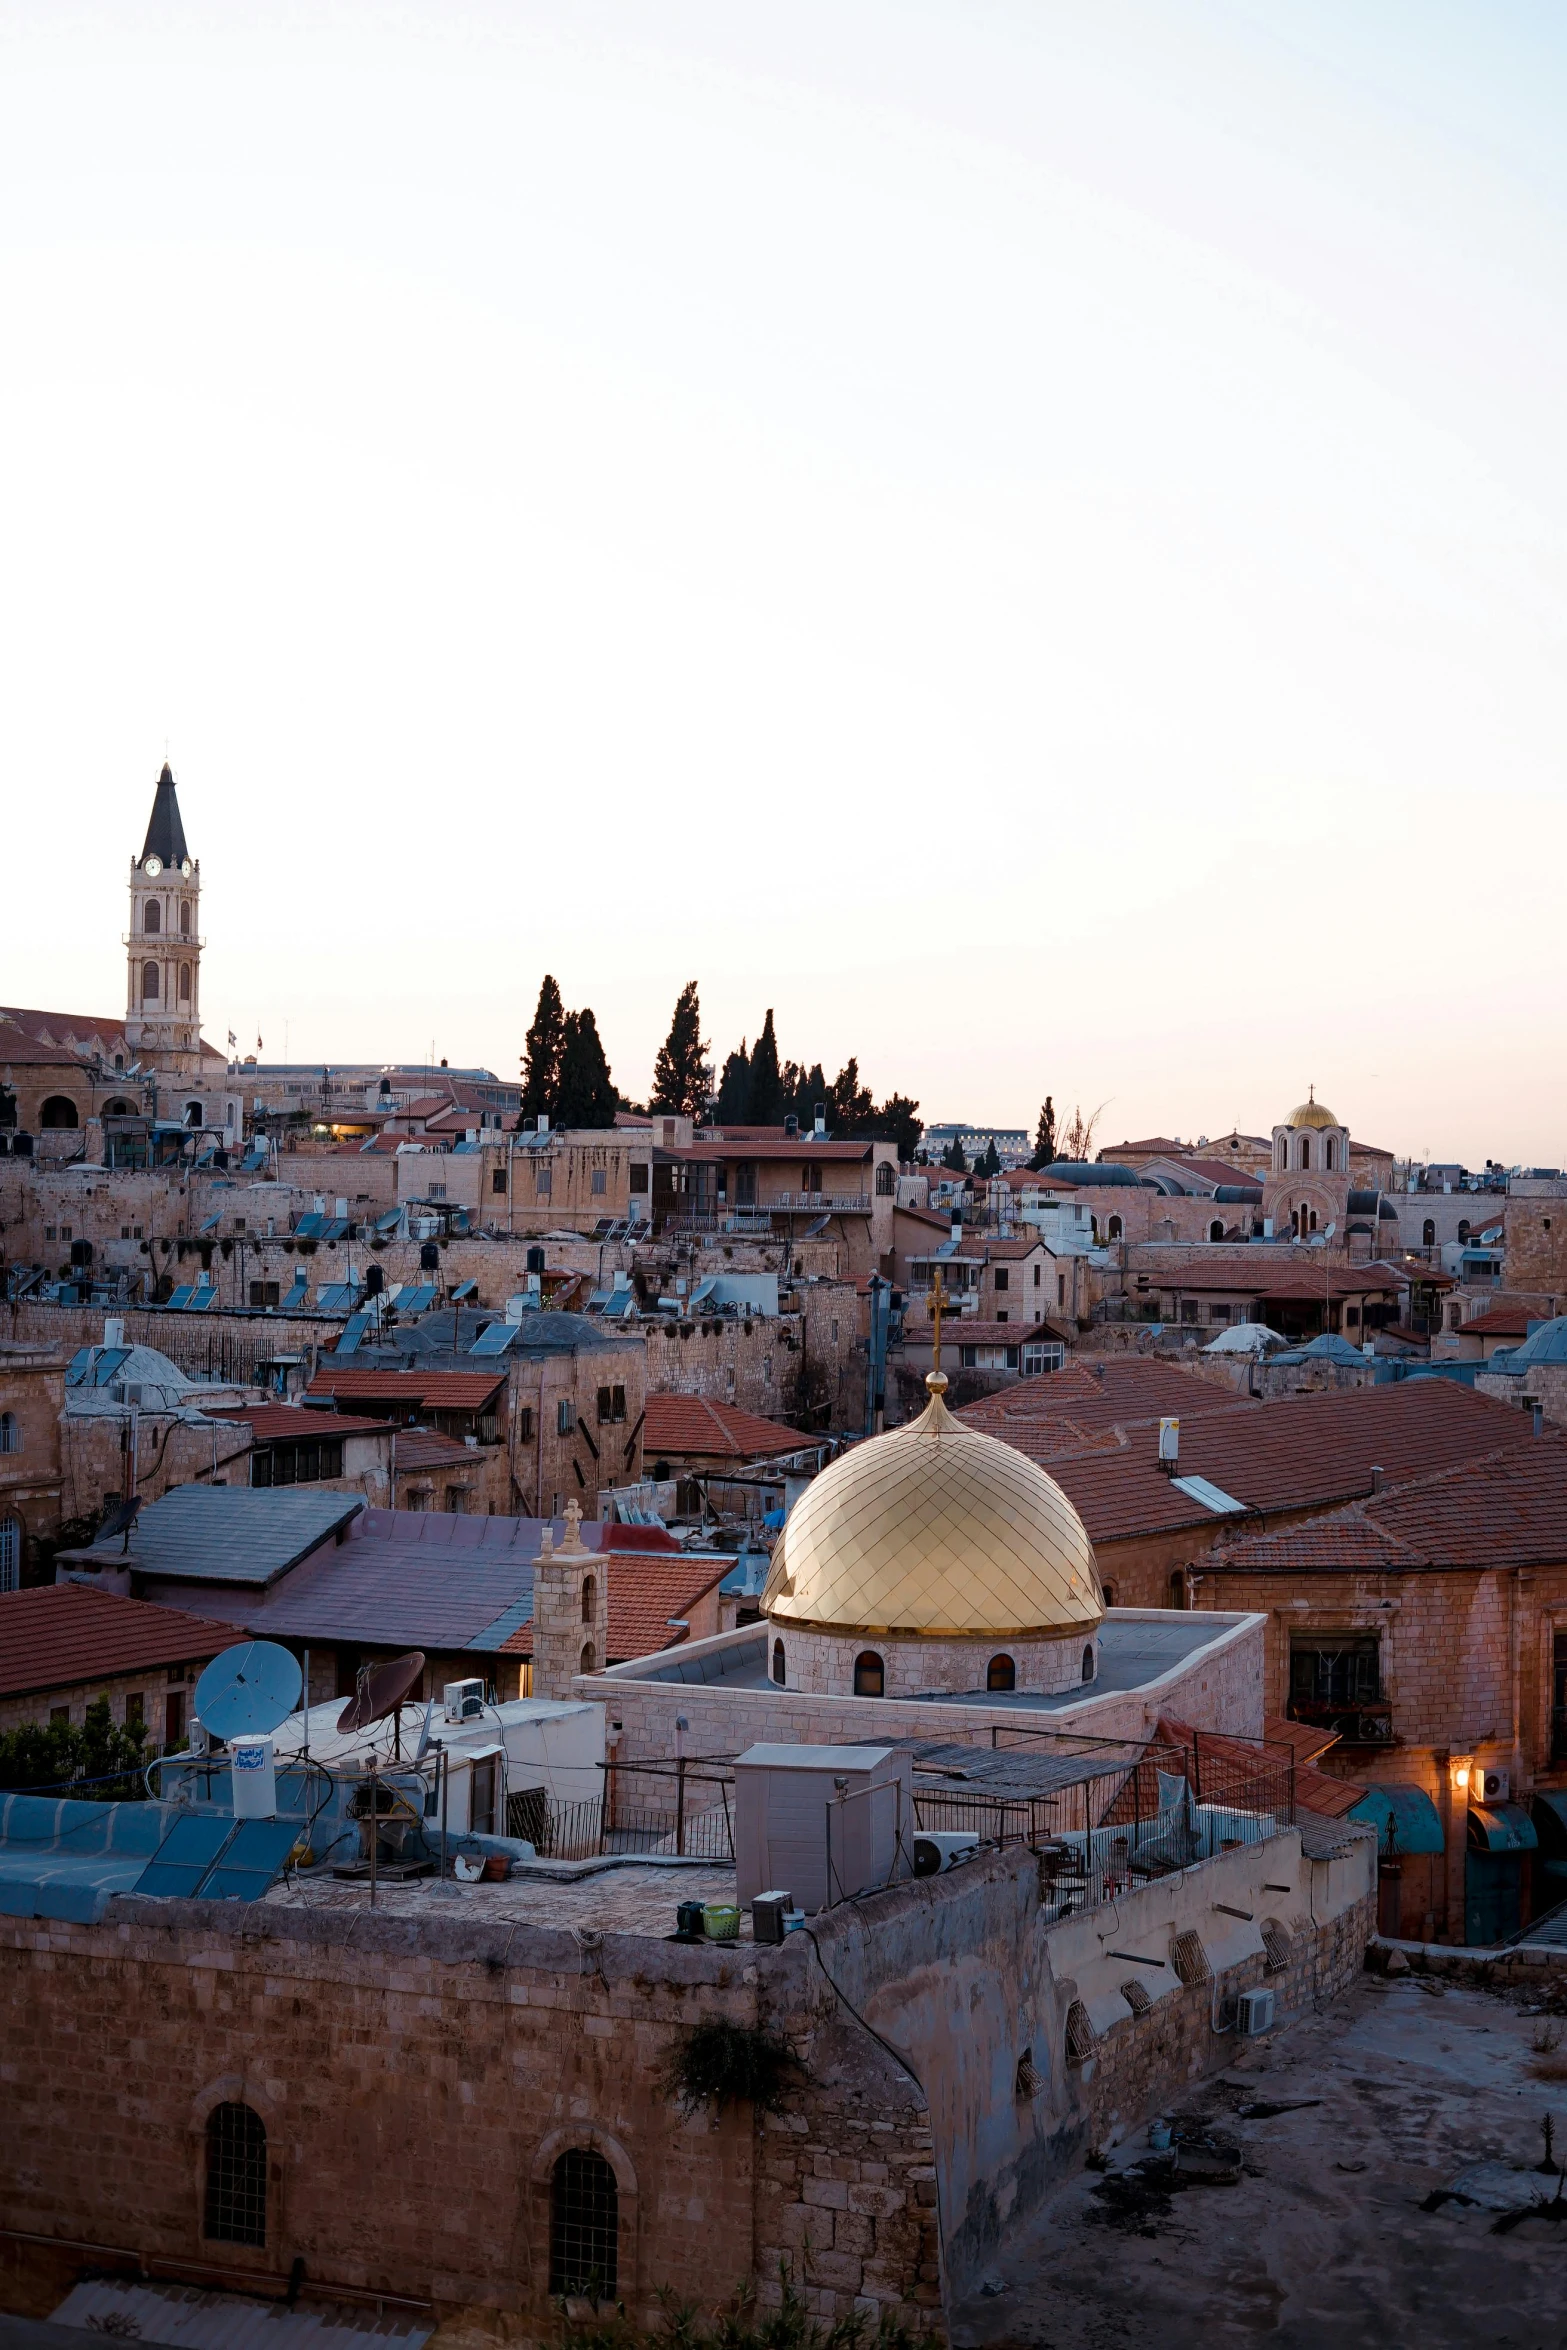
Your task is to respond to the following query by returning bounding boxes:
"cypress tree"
[716,1043,750,1123]
[650,981,709,1118]
[519,975,566,1126]
[746,1009,783,1124]
[1029,1098,1057,1171]
[555,1009,618,1129]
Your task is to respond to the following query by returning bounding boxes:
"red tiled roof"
[1455,1305,1534,1339]
[0,1583,227,1700]
[307,1368,506,1410]
[205,1405,389,1442]
[1203,1433,1567,1577]
[498,1553,732,1663]
[966,1373,1535,1546]
[902,1319,1068,1347]
[1156,1713,1362,1819]
[644,1395,811,1460]
[393,1430,479,1470]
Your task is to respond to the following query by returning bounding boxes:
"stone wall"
[777,1624,1098,1700]
[1503,1184,1567,1302]
[583,1609,1266,1764]
[642,1285,862,1434]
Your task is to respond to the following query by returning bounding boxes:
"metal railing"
[519,1760,737,1862]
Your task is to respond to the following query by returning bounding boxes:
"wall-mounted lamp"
[1450,1754,1474,1797]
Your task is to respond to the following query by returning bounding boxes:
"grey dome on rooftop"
[1495,1317,1567,1369]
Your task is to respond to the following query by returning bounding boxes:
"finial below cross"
[929,1268,949,1374]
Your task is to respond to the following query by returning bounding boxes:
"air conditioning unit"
[444,1678,486,1725]
[1236,1987,1275,2036]
[1482,1768,1510,1803]
[913,1831,981,1877]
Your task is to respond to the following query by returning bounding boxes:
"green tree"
[746,1009,783,1124]
[873,1093,922,1160]
[829,1058,875,1134]
[715,1042,750,1123]
[519,974,566,1126]
[555,1008,619,1128]
[941,1136,968,1173]
[0,1696,147,1798]
[1029,1098,1057,1171]
[978,1138,1001,1178]
[650,981,709,1119]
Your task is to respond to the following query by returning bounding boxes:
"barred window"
[549,2147,618,2299]
[204,2102,267,2246]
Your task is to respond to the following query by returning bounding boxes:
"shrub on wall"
[662,2019,801,2116]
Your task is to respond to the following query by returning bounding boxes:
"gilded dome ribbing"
[763,1380,1103,1640]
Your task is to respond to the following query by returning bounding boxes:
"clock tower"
[125,762,204,1081]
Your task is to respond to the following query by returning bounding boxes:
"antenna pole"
[302,1650,310,1770]
[369,1760,378,1910]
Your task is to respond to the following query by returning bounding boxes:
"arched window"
[1457,1220,1470,1244]
[1107,1215,1122,1241]
[1168,1569,1186,1611]
[1308,1209,1317,1233]
[141,961,159,1002]
[0,1413,18,1455]
[580,1574,596,1625]
[1298,1137,1311,1171]
[875,1162,895,1196]
[549,2147,618,2299]
[1325,1138,1336,1171]
[853,1650,885,1697]
[1209,1219,1224,1243]
[203,2102,267,2246]
[143,900,161,935]
[185,1101,204,1128]
[772,1639,786,1686]
[579,1641,595,1674]
[1423,1219,1436,1248]
[180,899,191,937]
[1101,1580,1118,1607]
[1274,1136,1286,1172]
[0,1513,20,1591]
[40,1096,80,1129]
[986,1654,1015,1692]
[1089,1216,1099,1242]
[103,1098,133,1116]
[178,962,191,1002]
[1081,1645,1095,1682]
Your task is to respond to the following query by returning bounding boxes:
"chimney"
[1534,1405,1545,1439]
[814,1104,827,1139]
[1370,1464,1384,1495]
[784,1113,798,1138]
[537,1113,550,1135]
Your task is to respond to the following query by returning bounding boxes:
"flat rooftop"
[624,1611,1226,1708]
[264,1859,737,1934]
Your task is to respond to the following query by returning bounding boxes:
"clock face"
[181,858,193,876]
[144,855,163,876]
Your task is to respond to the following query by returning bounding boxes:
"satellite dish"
[194,1640,303,1742]
[1323,1221,1337,1240]
[337,1651,426,1733]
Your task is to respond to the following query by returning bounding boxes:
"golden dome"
[1285,1086,1338,1131]
[763,1378,1103,1640]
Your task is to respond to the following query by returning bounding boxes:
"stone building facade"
[0,1341,65,1589]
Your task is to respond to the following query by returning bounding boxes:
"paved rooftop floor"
[952,1971,1567,2350]
[265,1858,738,1935]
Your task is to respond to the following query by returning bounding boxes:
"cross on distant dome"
[929,1268,950,1374]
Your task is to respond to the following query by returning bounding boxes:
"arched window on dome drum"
[141,961,159,1002]
[1325,1137,1336,1171]
[143,900,161,935]
[1081,1646,1095,1682]
[772,1639,786,1686]
[853,1651,885,1698]
[1298,1136,1310,1171]
[986,1654,1015,1692]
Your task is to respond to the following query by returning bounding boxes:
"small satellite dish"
[337,1651,426,1734]
[194,1641,303,1742]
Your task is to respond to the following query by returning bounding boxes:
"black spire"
[140,761,189,868]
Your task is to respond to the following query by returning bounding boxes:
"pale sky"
[3,2,1564,1166]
